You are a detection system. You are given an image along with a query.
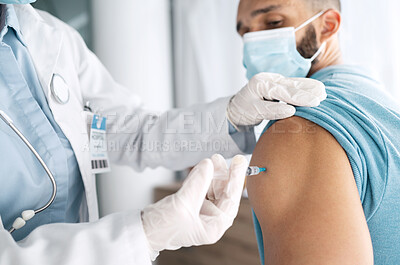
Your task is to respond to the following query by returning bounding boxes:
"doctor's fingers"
[255,74,327,107]
[199,200,233,244]
[214,155,248,218]
[178,158,214,211]
[207,154,229,201]
[256,101,297,120]
[270,80,326,107]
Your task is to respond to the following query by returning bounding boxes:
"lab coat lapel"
[13,4,63,99]
[13,5,99,222]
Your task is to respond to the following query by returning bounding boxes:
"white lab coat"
[0,4,254,265]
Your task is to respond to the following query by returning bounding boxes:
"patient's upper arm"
[247,117,373,265]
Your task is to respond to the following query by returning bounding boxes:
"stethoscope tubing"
[0,111,57,234]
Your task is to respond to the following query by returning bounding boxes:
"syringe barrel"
[247,166,261,176]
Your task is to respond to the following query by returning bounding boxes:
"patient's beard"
[297,25,320,65]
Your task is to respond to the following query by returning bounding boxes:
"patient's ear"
[319,9,341,43]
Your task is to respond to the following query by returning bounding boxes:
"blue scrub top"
[0,4,84,241]
[253,65,400,265]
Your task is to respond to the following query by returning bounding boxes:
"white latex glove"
[142,154,248,261]
[227,72,327,130]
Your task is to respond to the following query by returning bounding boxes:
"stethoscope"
[0,74,69,234]
[0,110,57,234]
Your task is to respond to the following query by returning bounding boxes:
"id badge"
[90,115,111,174]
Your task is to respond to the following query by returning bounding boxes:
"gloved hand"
[227,72,327,130]
[142,154,248,261]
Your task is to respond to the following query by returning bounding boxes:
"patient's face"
[237,0,321,59]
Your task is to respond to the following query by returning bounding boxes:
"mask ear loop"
[295,10,326,33]
[310,42,327,61]
[294,11,327,62]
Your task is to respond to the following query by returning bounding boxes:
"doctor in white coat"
[0,1,327,264]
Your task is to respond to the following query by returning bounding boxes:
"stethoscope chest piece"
[51,74,70,105]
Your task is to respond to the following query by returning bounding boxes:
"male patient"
[236,0,400,264]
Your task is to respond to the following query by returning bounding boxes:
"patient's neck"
[308,37,343,77]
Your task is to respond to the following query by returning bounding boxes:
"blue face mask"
[243,11,326,80]
[0,0,36,4]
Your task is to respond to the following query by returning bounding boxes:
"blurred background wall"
[91,0,176,216]
[172,0,247,108]
[32,0,400,217]
[340,0,400,99]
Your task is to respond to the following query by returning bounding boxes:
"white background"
[340,0,400,99]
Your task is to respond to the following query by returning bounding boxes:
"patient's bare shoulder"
[247,116,373,265]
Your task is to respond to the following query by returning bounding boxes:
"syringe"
[246,166,267,177]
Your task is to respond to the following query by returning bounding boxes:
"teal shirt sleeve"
[252,65,400,265]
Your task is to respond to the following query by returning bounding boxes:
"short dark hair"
[306,0,341,12]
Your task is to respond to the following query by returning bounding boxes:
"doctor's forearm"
[107,97,255,171]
